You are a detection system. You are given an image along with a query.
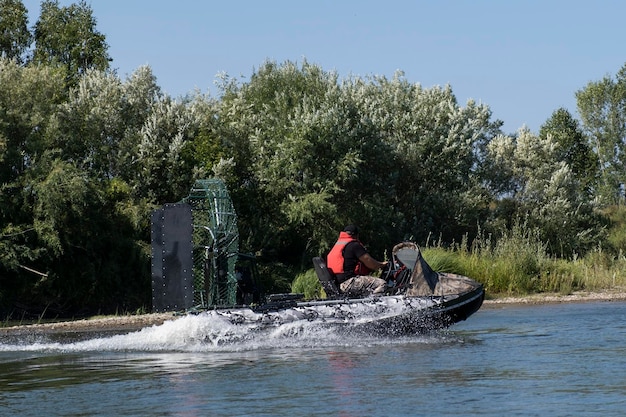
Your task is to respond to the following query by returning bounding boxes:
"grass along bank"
[293,227,626,300]
[422,232,626,298]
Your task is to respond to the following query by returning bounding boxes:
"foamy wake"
[0,307,445,353]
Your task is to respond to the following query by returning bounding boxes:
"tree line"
[1,0,626,318]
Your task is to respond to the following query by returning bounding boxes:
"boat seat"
[312,257,342,298]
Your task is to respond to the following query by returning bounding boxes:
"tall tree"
[48,69,124,177]
[539,108,599,197]
[0,59,66,314]
[0,58,65,184]
[32,0,110,84]
[576,63,626,204]
[0,0,31,63]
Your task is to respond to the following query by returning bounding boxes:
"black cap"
[343,224,360,235]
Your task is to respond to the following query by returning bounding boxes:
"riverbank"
[2,289,626,336]
[0,312,178,337]
[483,288,626,307]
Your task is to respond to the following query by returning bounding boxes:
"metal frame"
[182,179,239,307]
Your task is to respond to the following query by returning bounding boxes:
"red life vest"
[326,231,372,278]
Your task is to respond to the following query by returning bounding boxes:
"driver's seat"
[312,257,341,298]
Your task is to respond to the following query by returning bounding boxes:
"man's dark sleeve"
[348,241,368,259]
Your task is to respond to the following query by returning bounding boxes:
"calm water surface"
[1,301,625,416]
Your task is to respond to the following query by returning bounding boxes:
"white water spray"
[0,306,445,353]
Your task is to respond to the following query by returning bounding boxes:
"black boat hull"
[344,283,485,335]
[201,282,485,336]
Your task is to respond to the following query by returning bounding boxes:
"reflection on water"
[1,302,626,416]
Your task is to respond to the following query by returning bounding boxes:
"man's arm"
[358,253,387,270]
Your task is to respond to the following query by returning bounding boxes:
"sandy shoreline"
[0,312,178,336]
[483,288,626,306]
[2,290,626,336]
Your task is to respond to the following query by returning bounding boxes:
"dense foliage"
[1,0,626,318]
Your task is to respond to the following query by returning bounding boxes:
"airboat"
[150,179,484,335]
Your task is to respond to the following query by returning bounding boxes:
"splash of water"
[0,308,450,353]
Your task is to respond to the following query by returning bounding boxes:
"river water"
[1,301,625,417]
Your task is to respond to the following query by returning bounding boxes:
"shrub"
[291,269,323,299]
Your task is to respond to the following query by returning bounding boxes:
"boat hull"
[202,282,484,336]
[340,283,485,335]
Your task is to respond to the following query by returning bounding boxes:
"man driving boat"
[326,225,388,296]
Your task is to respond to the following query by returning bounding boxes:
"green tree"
[27,156,150,313]
[214,60,346,262]
[126,95,199,203]
[47,69,124,176]
[214,60,413,262]
[36,66,200,308]
[539,108,599,197]
[0,62,192,316]
[47,65,198,204]
[346,74,501,245]
[486,128,605,256]
[576,63,626,204]
[0,58,65,181]
[0,59,65,281]
[116,66,200,204]
[212,61,502,265]
[192,94,223,175]
[0,0,31,63]
[32,0,110,84]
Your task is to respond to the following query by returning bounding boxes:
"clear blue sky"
[23,0,626,134]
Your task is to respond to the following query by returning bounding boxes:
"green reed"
[423,227,626,297]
